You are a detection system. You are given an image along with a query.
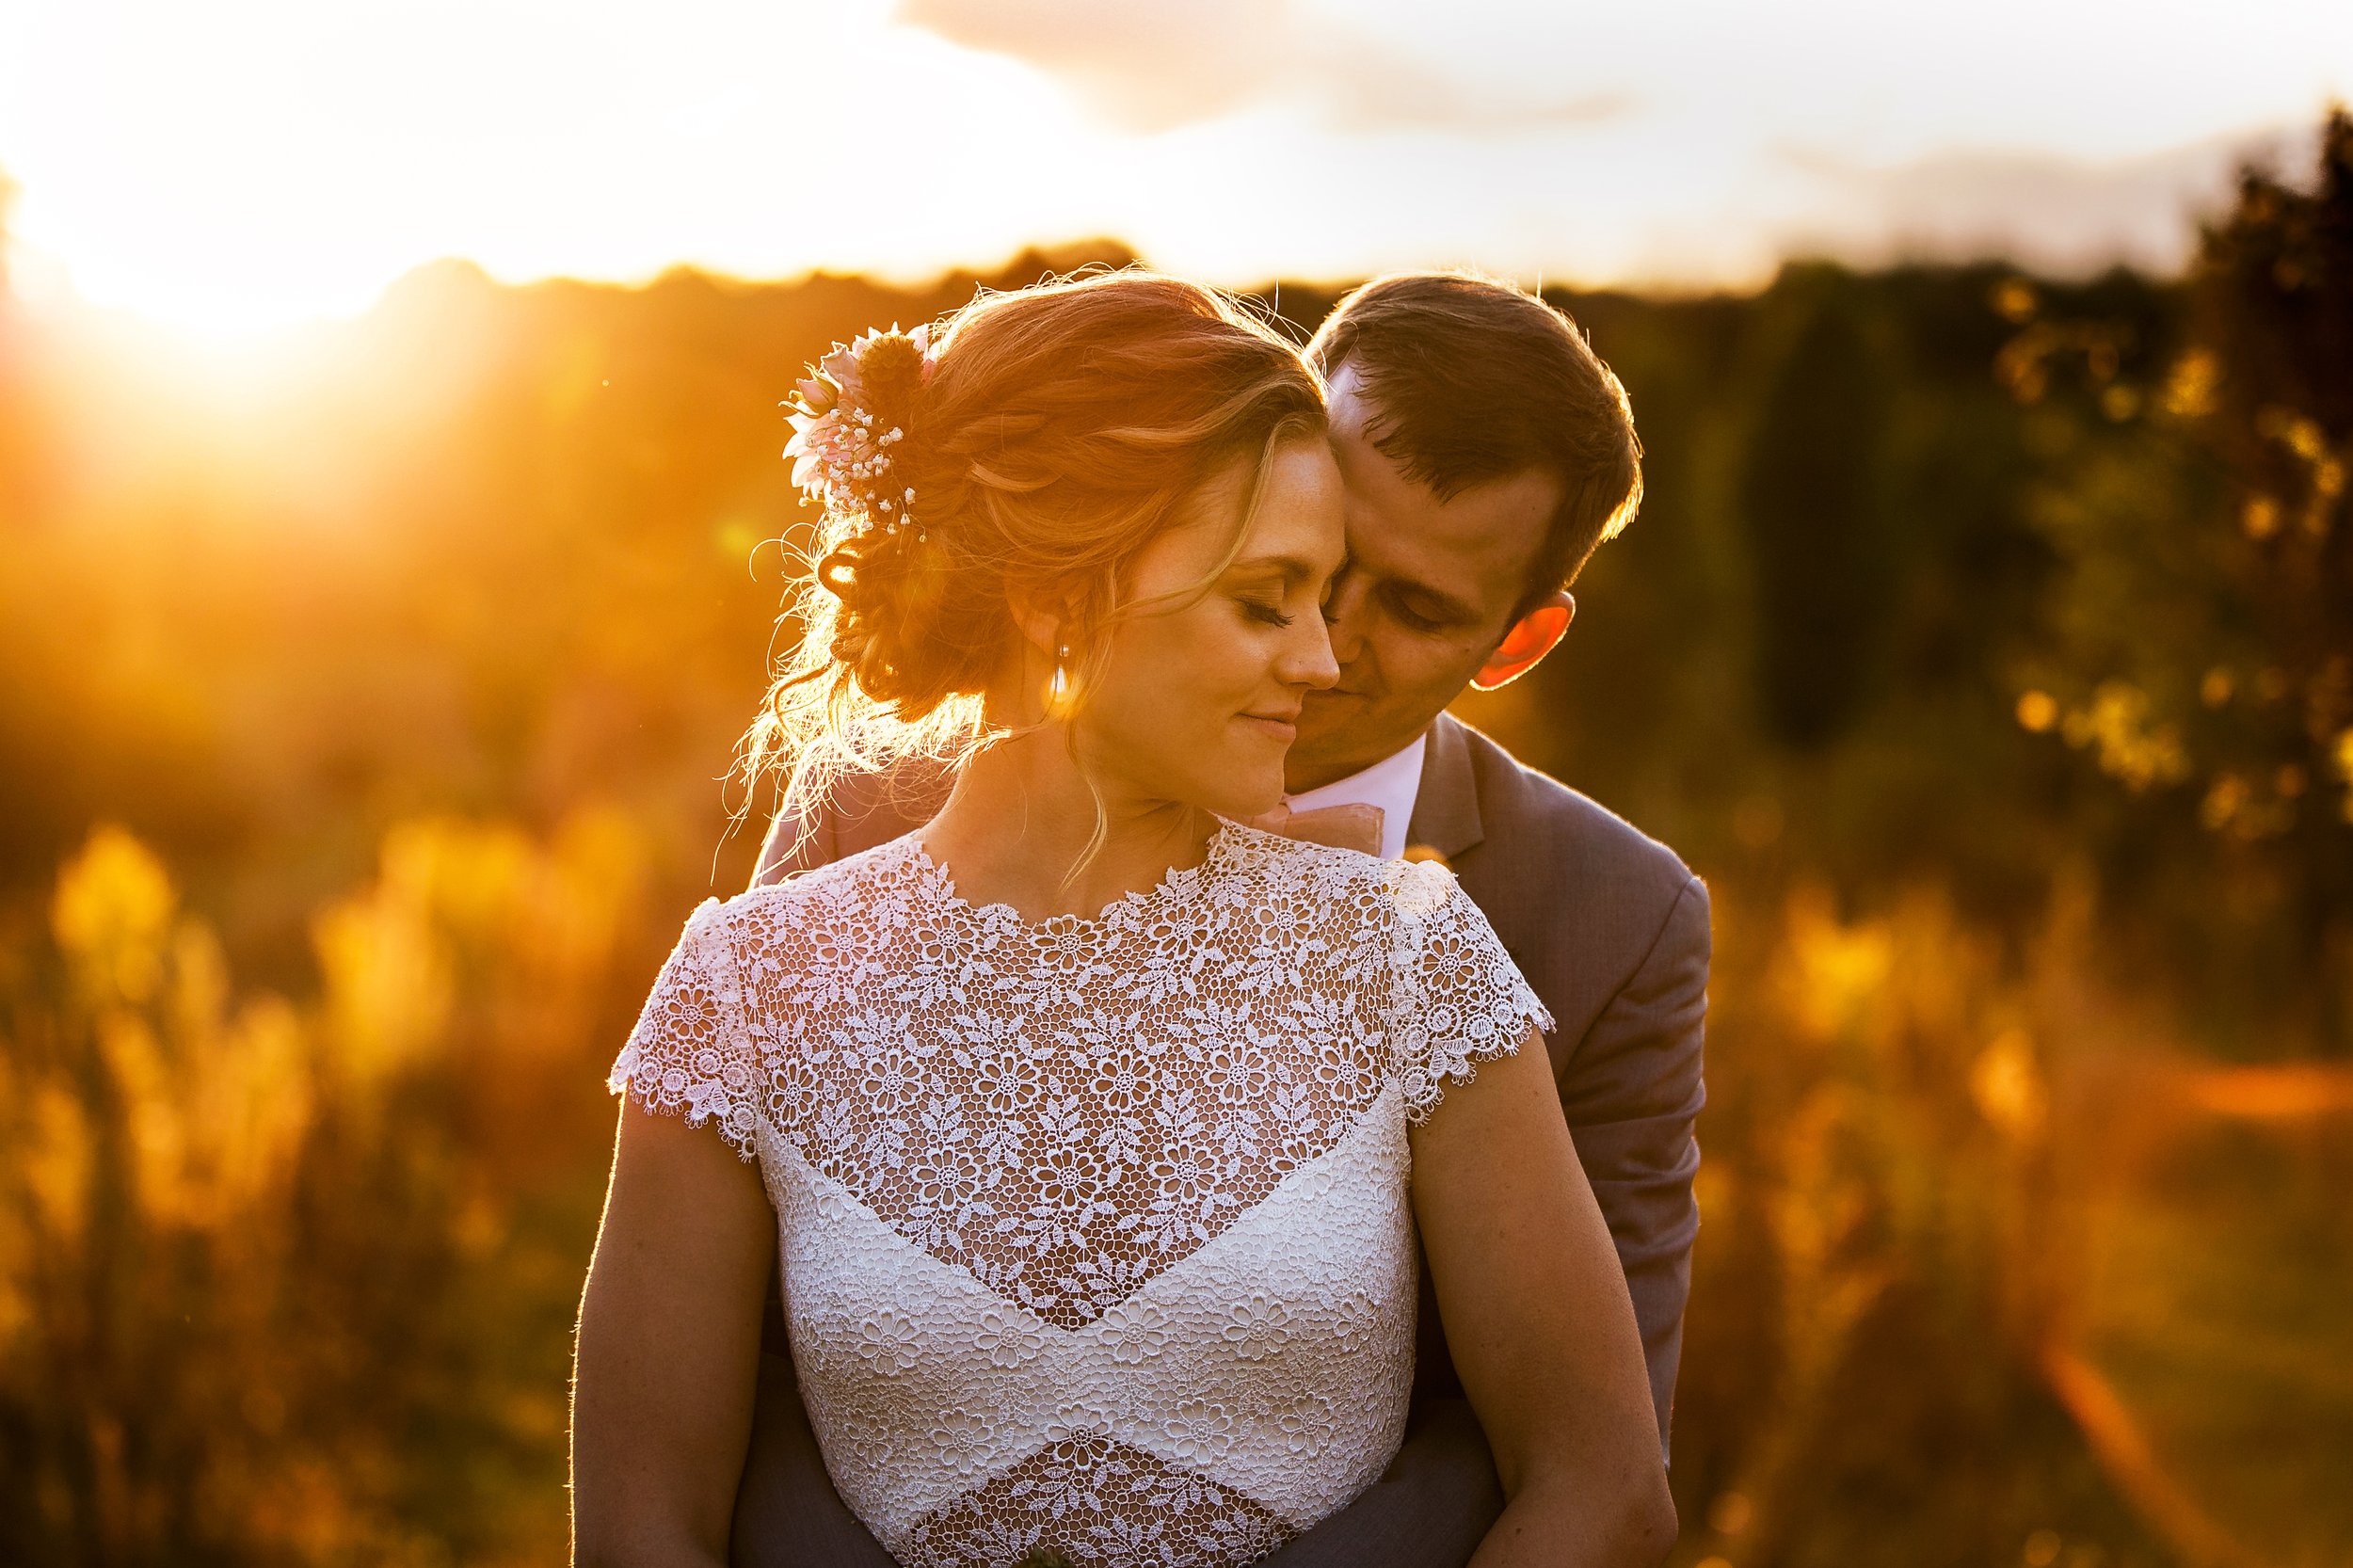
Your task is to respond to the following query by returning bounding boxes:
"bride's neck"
[919,725,1214,923]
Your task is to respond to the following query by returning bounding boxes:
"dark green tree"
[1739,282,1897,748]
[2013,110,2353,1047]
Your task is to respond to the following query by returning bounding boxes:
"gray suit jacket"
[1398,713,1707,1433]
[728,712,1707,1565]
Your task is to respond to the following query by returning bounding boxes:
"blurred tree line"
[0,115,2346,1568]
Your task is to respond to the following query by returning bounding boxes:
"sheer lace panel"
[615,827,1546,1324]
[607,823,1551,1567]
[904,1436,1290,1568]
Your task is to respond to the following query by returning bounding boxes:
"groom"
[734,273,1708,1567]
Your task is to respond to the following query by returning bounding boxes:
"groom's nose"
[1323,574,1372,670]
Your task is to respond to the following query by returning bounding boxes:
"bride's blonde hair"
[735,271,1325,845]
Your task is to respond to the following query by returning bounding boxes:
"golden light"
[0,0,2347,339]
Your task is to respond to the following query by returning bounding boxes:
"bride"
[570,272,1673,1568]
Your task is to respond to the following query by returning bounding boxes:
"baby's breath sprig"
[782,323,935,543]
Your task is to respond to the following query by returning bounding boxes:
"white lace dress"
[610,823,1548,1568]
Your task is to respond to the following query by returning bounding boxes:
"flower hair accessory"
[784,323,934,541]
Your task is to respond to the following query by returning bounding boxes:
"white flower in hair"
[783,323,935,540]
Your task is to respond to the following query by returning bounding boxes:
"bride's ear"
[1003,586,1091,721]
[1003,586,1068,666]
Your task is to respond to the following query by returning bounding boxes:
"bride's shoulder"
[696,835,923,944]
[1215,822,1464,918]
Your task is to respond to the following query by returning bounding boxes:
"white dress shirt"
[1281,731,1429,860]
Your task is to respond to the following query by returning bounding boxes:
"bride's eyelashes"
[1238,595,1294,629]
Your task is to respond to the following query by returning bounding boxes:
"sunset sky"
[3,0,2350,335]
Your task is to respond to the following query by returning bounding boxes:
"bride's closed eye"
[1238,596,1294,628]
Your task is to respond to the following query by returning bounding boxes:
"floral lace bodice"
[610,823,1548,1568]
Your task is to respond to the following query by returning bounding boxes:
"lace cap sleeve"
[1385,860,1553,1125]
[607,898,761,1160]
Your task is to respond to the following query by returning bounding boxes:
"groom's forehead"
[1331,431,1556,602]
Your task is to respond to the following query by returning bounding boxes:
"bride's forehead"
[1128,456,1345,592]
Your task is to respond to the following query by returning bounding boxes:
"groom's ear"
[1470,592,1575,691]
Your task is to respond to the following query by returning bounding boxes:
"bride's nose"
[1276,611,1340,691]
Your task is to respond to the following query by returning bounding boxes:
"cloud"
[893,0,1630,135]
[1770,124,2321,278]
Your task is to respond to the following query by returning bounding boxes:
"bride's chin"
[1209,779,1286,824]
[1137,751,1283,826]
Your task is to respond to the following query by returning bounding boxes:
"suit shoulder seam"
[1609,872,1708,1011]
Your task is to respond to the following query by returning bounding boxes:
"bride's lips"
[1239,709,1300,743]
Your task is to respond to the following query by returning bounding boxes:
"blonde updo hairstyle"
[740,271,1327,835]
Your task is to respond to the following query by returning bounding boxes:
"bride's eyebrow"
[1221,555,1319,589]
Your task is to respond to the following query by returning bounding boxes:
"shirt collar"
[1282,732,1430,859]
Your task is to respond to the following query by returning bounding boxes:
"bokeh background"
[2,3,2350,1565]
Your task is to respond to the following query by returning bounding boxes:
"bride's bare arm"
[1410,1031,1677,1568]
[573,1103,776,1568]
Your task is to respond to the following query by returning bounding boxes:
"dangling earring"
[1047,644,1073,713]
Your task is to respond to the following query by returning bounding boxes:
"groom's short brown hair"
[1305,273,1642,615]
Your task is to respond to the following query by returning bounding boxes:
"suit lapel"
[1406,712,1485,862]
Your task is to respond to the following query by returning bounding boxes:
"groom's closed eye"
[1383,582,1477,633]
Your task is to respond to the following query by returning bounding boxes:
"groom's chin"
[1288,700,1358,772]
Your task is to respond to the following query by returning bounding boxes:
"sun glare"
[0,0,2346,339]
[24,252,392,343]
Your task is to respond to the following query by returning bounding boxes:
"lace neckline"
[890,819,1241,939]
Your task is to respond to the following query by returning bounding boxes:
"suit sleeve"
[753,762,947,888]
[752,792,840,887]
[1558,873,1709,1462]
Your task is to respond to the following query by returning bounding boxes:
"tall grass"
[1,819,644,1565]
[7,824,2342,1565]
